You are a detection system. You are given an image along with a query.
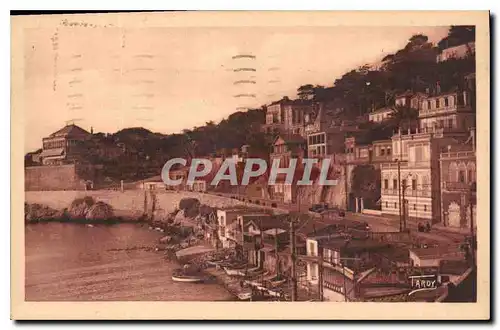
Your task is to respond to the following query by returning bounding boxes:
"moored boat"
[171,269,204,283]
[223,263,248,276]
[237,291,253,301]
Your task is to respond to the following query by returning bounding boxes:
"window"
[393,179,398,190]
[385,202,388,208]
[310,264,317,279]
[402,179,407,190]
[309,242,316,256]
[444,98,449,107]
[384,179,389,189]
[459,171,466,183]
[394,202,397,209]
[414,146,423,161]
[427,100,431,109]
[468,169,474,183]
[436,99,440,108]
[413,204,416,210]
[412,179,417,190]
[387,147,391,155]
[381,148,385,156]
[424,205,427,212]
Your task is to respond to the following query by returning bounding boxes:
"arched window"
[449,162,458,182]
[467,162,476,183]
[458,162,467,183]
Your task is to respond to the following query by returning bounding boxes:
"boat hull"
[171,275,203,283]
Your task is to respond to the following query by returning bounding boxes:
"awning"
[40,148,65,158]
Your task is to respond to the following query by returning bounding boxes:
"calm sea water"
[25,222,233,301]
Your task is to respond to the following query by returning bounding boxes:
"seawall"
[24,190,269,218]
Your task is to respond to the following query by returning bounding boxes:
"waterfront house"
[304,225,396,301]
[216,206,267,249]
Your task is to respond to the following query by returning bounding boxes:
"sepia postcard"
[11,11,490,320]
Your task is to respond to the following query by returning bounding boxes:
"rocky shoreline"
[25,195,247,300]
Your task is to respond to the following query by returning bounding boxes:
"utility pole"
[289,219,298,301]
[275,227,280,278]
[318,255,324,301]
[397,159,403,232]
[469,182,476,267]
[402,182,407,231]
[342,161,349,212]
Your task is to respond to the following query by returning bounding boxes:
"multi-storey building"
[378,76,476,225]
[216,206,267,249]
[418,90,475,132]
[439,130,476,229]
[269,134,306,203]
[368,107,394,123]
[263,97,313,136]
[39,124,92,165]
[305,102,359,163]
[380,127,470,224]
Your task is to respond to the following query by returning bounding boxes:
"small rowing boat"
[223,263,248,276]
[171,269,204,283]
[237,292,253,301]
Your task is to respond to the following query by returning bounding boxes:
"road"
[344,212,467,245]
[206,191,467,245]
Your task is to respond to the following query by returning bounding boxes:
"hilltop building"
[39,124,92,165]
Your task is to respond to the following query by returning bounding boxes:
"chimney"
[90,126,94,135]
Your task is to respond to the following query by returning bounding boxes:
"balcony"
[442,181,475,191]
[372,155,393,163]
[382,189,432,197]
[440,150,475,160]
[381,162,408,170]
[418,104,472,118]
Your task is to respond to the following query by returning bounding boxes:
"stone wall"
[24,190,257,218]
[25,164,101,191]
[25,165,82,191]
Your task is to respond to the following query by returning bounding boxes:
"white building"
[368,107,394,123]
[380,127,470,224]
[379,82,475,225]
[418,90,475,132]
[216,207,266,248]
[437,42,475,62]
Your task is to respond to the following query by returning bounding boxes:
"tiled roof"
[49,124,90,138]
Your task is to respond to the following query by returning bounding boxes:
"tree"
[388,105,419,131]
[297,84,315,100]
[350,165,381,209]
[438,25,475,50]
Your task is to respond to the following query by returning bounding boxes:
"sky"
[23,25,450,152]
